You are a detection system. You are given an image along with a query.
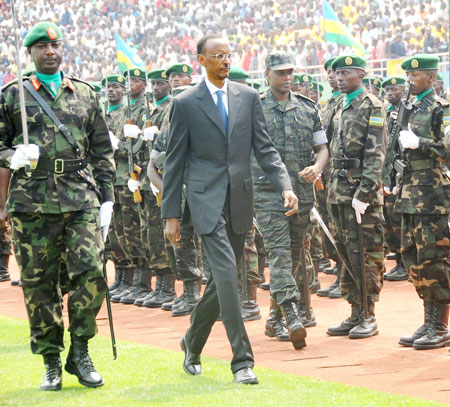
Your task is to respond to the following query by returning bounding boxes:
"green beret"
[247,80,261,90]
[148,69,169,81]
[229,66,249,81]
[123,68,147,81]
[24,22,63,47]
[381,76,406,88]
[331,55,366,71]
[295,73,314,84]
[311,81,324,93]
[101,75,126,88]
[324,57,336,71]
[89,82,102,94]
[165,64,193,77]
[401,54,439,72]
[436,73,444,82]
[363,77,382,89]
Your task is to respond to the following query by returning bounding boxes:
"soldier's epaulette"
[435,97,449,108]
[68,76,95,91]
[1,78,21,92]
[365,92,385,109]
[293,92,316,107]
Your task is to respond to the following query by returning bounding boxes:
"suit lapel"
[227,82,241,137]
[196,81,226,136]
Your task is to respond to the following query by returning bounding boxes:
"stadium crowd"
[0,0,448,85]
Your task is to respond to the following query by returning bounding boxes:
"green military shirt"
[328,88,387,206]
[394,91,450,215]
[106,104,126,136]
[253,89,326,213]
[0,73,115,213]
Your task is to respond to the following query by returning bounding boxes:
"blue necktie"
[216,90,228,134]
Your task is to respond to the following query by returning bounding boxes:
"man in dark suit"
[162,34,298,384]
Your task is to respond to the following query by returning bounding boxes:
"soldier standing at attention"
[0,22,115,390]
[326,55,387,339]
[395,55,450,350]
[254,51,329,347]
[380,77,408,282]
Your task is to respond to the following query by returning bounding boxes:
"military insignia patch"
[345,57,353,66]
[373,79,378,85]
[369,116,384,127]
[182,65,188,73]
[46,27,58,40]
[411,59,419,69]
[118,76,123,83]
[161,71,167,79]
[303,75,308,82]
[391,78,397,85]
[443,116,450,126]
[134,69,141,77]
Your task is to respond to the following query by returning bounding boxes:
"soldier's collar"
[30,72,75,92]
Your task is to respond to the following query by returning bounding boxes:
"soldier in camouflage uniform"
[0,167,12,282]
[0,22,115,390]
[395,54,450,350]
[146,64,202,315]
[380,77,408,282]
[326,55,387,340]
[434,73,445,99]
[363,77,383,100]
[254,51,329,349]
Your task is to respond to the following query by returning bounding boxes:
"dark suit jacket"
[162,79,292,235]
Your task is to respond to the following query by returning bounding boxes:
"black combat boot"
[172,279,202,316]
[0,254,10,282]
[317,263,341,297]
[323,264,338,275]
[348,301,378,339]
[120,268,152,304]
[327,303,362,336]
[139,274,162,307]
[412,303,450,350]
[399,301,433,347]
[109,267,134,300]
[40,354,62,391]
[108,266,122,292]
[385,255,409,281]
[265,300,290,341]
[240,284,261,321]
[298,300,316,327]
[143,272,176,308]
[318,258,331,271]
[279,301,307,349]
[65,335,104,387]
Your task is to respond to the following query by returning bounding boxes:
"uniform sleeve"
[312,107,327,146]
[354,104,387,203]
[0,86,18,168]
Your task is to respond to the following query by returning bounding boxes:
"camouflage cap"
[294,73,314,84]
[148,69,169,81]
[311,81,324,93]
[363,77,382,89]
[324,57,336,71]
[229,66,249,81]
[165,64,193,77]
[101,75,126,88]
[401,54,439,72]
[331,55,366,71]
[265,51,295,71]
[381,76,406,88]
[24,21,63,47]
[123,68,147,81]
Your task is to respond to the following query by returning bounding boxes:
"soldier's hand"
[124,124,141,139]
[352,197,369,224]
[142,126,158,142]
[0,208,9,227]
[109,131,120,151]
[298,164,321,183]
[10,144,40,170]
[127,179,141,193]
[282,189,298,216]
[165,218,181,247]
[399,125,419,150]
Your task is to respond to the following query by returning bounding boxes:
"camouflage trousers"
[106,201,133,268]
[173,222,202,281]
[113,185,145,267]
[0,220,12,255]
[237,226,263,287]
[383,194,401,258]
[11,209,107,355]
[329,204,385,306]
[401,213,450,302]
[255,210,313,305]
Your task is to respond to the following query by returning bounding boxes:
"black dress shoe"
[180,335,201,375]
[259,282,270,290]
[385,253,396,260]
[233,367,258,384]
[40,354,62,391]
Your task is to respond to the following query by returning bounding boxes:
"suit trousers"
[185,210,254,373]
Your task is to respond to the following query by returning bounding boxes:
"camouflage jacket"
[253,89,325,213]
[106,104,126,136]
[0,73,115,213]
[394,91,450,215]
[150,98,174,171]
[328,88,387,206]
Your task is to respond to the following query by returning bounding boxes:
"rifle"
[101,75,109,117]
[382,82,413,190]
[125,69,142,203]
[299,244,311,320]
[357,220,369,319]
[10,0,36,176]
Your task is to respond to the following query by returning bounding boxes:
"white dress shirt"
[205,76,229,115]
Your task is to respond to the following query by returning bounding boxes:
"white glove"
[383,186,392,195]
[109,131,120,151]
[142,126,158,142]
[352,197,369,224]
[399,125,419,150]
[392,185,400,195]
[127,178,141,192]
[150,182,160,196]
[123,123,141,139]
[10,144,40,170]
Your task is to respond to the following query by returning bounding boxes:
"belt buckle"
[54,159,64,174]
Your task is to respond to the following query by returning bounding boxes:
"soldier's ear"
[27,47,32,55]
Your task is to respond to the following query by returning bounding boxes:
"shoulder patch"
[443,116,450,126]
[369,116,385,127]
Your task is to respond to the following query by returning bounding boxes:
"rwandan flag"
[322,0,367,56]
[115,32,145,72]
